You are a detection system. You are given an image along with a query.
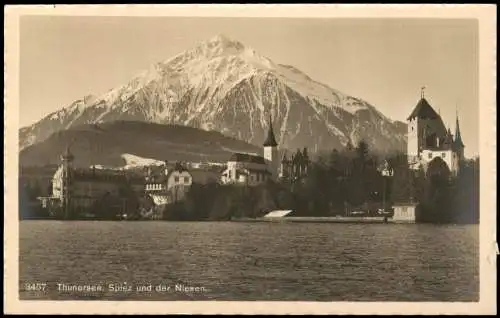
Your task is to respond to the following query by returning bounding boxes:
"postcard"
[4,4,497,315]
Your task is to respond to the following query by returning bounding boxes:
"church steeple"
[263,114,279,180]
[263,114,278,147]
[61,145,74,163]
[454,111,464,149]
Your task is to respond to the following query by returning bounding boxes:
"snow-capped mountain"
[20,34,407,154]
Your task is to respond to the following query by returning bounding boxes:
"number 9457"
[24,283,47,292]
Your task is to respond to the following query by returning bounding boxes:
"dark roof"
[407,98,440,121]
[443,129,454,146]
[263,116,278,147]
[146,167,191,185]
[229,153,266,164]
[393,202,420,207]
[68,168,144,185]
[71,169,127,183]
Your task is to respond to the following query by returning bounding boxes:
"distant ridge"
[19,121,262,168]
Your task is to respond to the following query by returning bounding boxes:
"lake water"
[19,221,479,301]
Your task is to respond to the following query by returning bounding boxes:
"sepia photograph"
[4,4,497,315]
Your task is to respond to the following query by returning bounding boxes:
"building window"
[184,176,190,183]
[442,152,446,158]
[174,176,179,183]
[228,171,231,179]
[428,153,432,159]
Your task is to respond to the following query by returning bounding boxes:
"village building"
[220,153,272,186]
[144,162,194,205]
[406,89,465,177]
[221,115,279,186]
[145,162,221,206]
[392,202,420,223]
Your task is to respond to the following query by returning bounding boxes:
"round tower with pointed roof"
[263,114,279,179]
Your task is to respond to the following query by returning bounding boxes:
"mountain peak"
[20,34,407,155]
[207,34,243,48]
[193,34,246,58]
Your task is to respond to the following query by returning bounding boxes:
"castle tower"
[60,146,74,219]
[263,114,279,179]
[406,87,447,170]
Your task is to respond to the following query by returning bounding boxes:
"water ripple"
[19,221,479,301]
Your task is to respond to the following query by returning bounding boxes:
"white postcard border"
[4,4,497,315]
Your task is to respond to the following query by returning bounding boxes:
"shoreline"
[230,216,394,223]
[19,216,478,225]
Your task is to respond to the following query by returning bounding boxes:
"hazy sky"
[20,16,478,156]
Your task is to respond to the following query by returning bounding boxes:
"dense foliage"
[19,140,480,224]
[159,141,479,224]
[159,142,479,223]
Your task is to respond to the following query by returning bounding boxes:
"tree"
[345,141,354,152]
[450,158,480,224]
[47,180,53,196]
[390,159,412,203]
[355,140,369,164]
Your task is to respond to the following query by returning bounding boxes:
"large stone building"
[392,88,467,223]
[40,147,144,219]
[406,90,465,176]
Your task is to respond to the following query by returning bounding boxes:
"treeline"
[19,140,480,224]
[161,141,391,220]
[389,153,479,223]
[158,182,279,221]
[160,141,479,224]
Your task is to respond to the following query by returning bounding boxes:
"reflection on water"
[19,221,479,301]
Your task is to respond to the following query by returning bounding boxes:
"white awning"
[263,210,293,218]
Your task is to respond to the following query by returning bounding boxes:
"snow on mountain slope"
[20,34,407,155]
[121,153,165,169]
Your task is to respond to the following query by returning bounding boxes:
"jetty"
[231,210,391,223]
